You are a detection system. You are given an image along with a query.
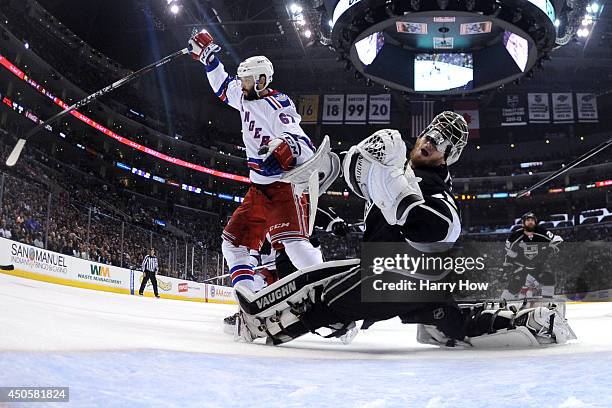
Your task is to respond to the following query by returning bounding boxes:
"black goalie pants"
[298,269,468,341]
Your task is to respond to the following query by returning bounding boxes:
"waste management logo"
[10,243,67,274]
[77,264,123,285]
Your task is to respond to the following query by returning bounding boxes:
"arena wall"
[0,237,236,304]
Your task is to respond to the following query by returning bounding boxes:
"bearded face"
[240,75,267,100]
[523,218,536,232]
[239,76,258,100]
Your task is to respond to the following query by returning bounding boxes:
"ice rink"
[1,272,611,407]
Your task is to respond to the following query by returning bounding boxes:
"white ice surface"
[1,273,611,407]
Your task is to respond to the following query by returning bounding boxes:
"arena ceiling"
[34,0,612,96]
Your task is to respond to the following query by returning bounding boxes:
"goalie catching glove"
[343,129,424,226]
[188,29,221,65]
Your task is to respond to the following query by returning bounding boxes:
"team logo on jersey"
[275,94,288,102]
[519,241,539,260]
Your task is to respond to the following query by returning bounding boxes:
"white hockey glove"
[343,129,424,225]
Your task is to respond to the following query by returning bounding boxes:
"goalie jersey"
[363,164,461,252]
[204,56,315,184]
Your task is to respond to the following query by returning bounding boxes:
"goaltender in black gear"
[233,112,575,348]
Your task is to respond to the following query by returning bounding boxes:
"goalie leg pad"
[468,326,541,348]
[234,259,360,343]
[416,304,577,348]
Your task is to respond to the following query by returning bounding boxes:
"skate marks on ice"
[1,350,611,408]
[1,272,611,359]
[1,273,612,407]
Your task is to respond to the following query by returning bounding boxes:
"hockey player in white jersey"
[188,30,323,292]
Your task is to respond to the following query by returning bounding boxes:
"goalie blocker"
[234,261,576,347]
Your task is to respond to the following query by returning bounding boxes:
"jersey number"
[279,113,296,124]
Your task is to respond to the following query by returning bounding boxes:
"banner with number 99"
[345,94,367,124]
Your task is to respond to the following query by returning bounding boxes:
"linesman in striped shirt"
[139,248,160,298]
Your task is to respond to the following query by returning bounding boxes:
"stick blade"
[6,139,27,167]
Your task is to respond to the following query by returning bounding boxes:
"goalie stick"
[5,47,190,167]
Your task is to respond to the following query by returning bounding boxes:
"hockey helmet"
[521,212,538,224]
[237,56,274,95]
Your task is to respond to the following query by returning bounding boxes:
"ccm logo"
[269,222,290,230]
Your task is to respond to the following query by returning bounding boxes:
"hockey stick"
[517,137,612,198]
[202,274,229,283]
[5,47,190,167]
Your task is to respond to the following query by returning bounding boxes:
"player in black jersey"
[233,112,575,348]
[502,212,563,300]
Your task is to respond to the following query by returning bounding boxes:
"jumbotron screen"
[414,53,474,92]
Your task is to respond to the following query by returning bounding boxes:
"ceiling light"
[304,29,312,38]
[169,3,179,14]
[590,3,599,13]
[290,4,302,14]
[554,19,560,27]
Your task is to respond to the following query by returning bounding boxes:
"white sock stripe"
[269,230,306,239]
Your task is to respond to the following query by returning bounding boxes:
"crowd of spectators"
[1,140,610,293]
[0,149,225,281]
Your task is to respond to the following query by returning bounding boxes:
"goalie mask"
[418,111,468,166]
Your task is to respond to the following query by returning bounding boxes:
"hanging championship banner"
[576,93,598,123]
[527,93,550,123]
[453,101,480,138]
[296,95,319,124]
[552,93,575,124]
[322,94,345,124]
[501,94,527,126]
[344,94,368,124]
[368,94,391,124]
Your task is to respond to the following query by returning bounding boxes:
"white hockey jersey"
[205,56,315,184]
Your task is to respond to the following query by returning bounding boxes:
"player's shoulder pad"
[509,230,523,240]
[535,225,555,238]
[263,90,293,110]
